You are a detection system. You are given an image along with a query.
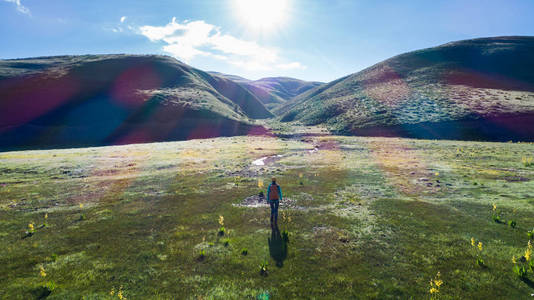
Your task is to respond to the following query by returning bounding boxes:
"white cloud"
[3,0,30,15]
[138,18,303,71]
[120,16,127,23]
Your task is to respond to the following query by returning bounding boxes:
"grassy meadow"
[1,133,534,299]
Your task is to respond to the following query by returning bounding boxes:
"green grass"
[1,135,534,298]
[276,37,534,141]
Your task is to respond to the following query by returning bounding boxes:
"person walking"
[267,177,282,228]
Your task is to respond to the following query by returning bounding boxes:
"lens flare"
[233,0,290,33]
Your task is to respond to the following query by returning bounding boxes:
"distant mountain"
[208,72,323,110]
[207,71,251,83]
[277,36,534,141]
[0,55,272,151]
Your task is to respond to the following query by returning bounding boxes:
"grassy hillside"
[252,77,323,102]
[1,135,534,298]
[0,55,271,151]
[278,36,534,141]
[209,72,323,110]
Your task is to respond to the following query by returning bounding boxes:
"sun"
[233,0,290,33]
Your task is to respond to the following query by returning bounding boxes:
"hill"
[277,36,534,141]
[0,55,272,151]
[209,72,323,110]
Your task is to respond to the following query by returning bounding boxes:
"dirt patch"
[314,140,340,150]
[233,195,301,209]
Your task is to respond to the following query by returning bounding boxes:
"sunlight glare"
[233,0,290,33]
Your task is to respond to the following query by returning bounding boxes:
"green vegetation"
[0,55,272,151]
[259,261,269,276]
[1,135,534,298]
[524,157,534,167]
[276,37,534,142]
[209,72,323,110]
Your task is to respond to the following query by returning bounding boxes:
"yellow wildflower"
[39,265,46,277]
[512,255,517,264]
[434,279,443,287]
[492,204,496,211]
[429,287,438,294]
[28,223,34,232]
[110,288,115,296]
[257,179,264,188]
[44,213,48,219]
[435,172,439,176]
[299,173,303,178]
[470,237,475,247]
[218,215,224,226]
[477,242,483,251]
[525,247,531,261]
[79,203,84,209]
[117,285,125,300]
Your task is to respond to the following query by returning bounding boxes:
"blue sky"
[1,0,534,82]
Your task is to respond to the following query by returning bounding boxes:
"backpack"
[269,183,279,200]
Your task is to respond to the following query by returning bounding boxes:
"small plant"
[45,281,56,292]
[508,220,517,229]
[39,265,46,278]
[33,265,55,299]
[234,176,241,187]
[41,213,48,228]
[491,204,503,223]
[241,248,248,256]
[110,285,126,299]
[522,156,533,167]
[222,238,230,247]
[259,261,268,276]
[512,241,533,280]
[79,214,86,221]
[470,238,485,267]
[27,222,35,235]
[218,226,226,236]
[198,249,206,261]
[281,230,289,243]
[428,271,443,297]
[527,229,534,240]
[513,264,528,279]
[525,240,532,261]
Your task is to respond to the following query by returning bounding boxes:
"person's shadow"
[268,225,288,267]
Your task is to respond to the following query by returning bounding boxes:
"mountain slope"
[278,36,534,141]
[252,77,323,101]
[0,55,271,150]
[208,72,323,109]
